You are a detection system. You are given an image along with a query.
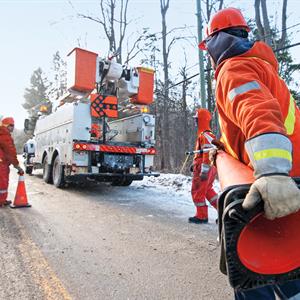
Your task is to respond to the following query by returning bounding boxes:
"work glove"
[15,166,24,175]
[209,148,218,166]
[242,175,300,220]
[208,139,224,165]
[211,139,225,151]
[200,172,208,181]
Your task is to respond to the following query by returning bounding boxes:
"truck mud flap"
[218,178,300,291]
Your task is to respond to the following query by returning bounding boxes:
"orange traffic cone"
[10,175,31,208]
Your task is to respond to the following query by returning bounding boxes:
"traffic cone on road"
[10,175,31,208]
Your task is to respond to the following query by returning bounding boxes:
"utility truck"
[24,48,158,187]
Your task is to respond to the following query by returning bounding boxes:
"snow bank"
[132,173,220,223]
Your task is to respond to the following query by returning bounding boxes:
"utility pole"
[196,0,206,108]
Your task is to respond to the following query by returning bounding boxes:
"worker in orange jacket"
[0,117,24,206]
[199,7,300,299]
[189,109,218,224]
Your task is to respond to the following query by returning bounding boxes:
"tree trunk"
[277,0,288,49]
[261,0,272,46]
[160,0,171,170]
[254,0,265,40]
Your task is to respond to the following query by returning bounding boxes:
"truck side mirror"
[24,118,35,134]
[24,119,30,131]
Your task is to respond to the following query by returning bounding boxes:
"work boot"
[188,216,208,224]
[4,200,12,206]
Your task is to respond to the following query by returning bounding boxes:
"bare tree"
[202,0,224,136]
[78,0,129,63]
[179,54,192,157]
[254,0,287,48]
[159,0,171,170]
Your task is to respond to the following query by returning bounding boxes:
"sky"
[1,0,300,129]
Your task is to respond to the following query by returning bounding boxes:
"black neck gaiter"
[206,31,254,67]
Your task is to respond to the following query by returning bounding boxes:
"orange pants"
[0,163,9,205]
[191,163,218,219]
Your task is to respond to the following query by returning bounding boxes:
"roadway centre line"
[13,214,72,300]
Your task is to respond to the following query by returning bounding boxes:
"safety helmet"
[196,108,211,121]
[1,117,15,127]
[194,108,212,133]
[199,7,250,50]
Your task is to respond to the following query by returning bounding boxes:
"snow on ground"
[131,173,220,224]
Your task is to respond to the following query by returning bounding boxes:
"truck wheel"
[111,178,133,186]
[43,155,53,183]
[121,179,133,186]
[25,166,33,175]
[52,155,65,188]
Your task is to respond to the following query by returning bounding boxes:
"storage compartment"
[108,114,155,146]
[130,67,154,105]
[67,48,98,93]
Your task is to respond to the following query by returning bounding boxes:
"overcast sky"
[1,0,300,128]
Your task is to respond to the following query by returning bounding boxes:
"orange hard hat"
[195,108,211,121]
[199,7,250,50]
[195,108,212,133]
[2,117,15,126]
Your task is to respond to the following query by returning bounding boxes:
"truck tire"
[25,166,33,175]
[52,155,65,188]
[111,178,133,186]
[43,155,53,183]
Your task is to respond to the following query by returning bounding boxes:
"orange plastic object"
[237,210,300,274]
[91,123,102,139]
[67,48,98,93]
[90,94,118,118]
[131,67,154,105]
[10,175,31,208]
[199,8,250,50]
[216,151,255,190]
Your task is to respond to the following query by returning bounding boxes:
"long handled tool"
[180,147,216,174]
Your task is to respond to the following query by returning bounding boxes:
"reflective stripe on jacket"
[194,131,216,172]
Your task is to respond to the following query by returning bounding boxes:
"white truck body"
[24,47,158,187]
[34,102,91,166]
[29,101,158,187]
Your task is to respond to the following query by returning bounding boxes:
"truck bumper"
[65,172,159,183]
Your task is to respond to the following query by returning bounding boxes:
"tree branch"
[261,0,272,45]
[277,0,287,49]
[254,0,265,40]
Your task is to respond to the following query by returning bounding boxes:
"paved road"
[0,170,233,300]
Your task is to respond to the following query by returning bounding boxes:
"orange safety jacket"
[194,130,216,174]
[0,126,19,166]
[215,41,300,177]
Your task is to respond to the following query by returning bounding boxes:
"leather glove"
[242,175,300,220]
[211,139,225,150]
[209,149,218,165]
[15,166,24,175]
[200,172,208,181]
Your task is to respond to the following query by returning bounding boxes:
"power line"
[167,41,300,90]
[259,21,300,40]
[167,20,300,91]
[275,41,300,52]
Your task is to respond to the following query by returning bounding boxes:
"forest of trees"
[22,0,300,172]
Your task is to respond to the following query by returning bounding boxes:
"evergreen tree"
[23,68,52,117]
[49,51,67,101]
